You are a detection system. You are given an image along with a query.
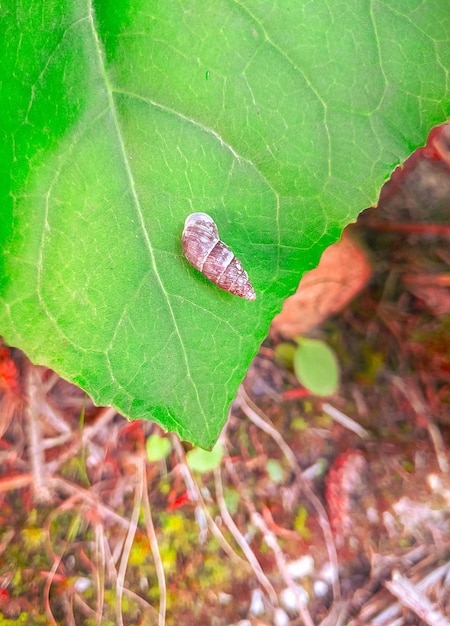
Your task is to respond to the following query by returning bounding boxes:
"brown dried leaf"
[271,230,372,338]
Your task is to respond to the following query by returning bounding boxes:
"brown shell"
[182,212,256,301]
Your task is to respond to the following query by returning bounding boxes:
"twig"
[115,461,142,626]
[385,571,450,626]
[92,522,106,626]
[426,422,449,474]
[25,363,52,502]
[317,601,349,626]
[141,455,167,626]
[49,476,131,529]
[170,435,249,566]
[390,376,449,473]
[366,221,450,237]
[38,382,73,435]
[322,402,370,439]
[82,406,119,444]
[237,385,341,602]
[0,473,33,491]
[43,550,63,626]
[362,546,450,626]
[214,465,278,606]
[44,407,119,473]
[224,454,315,626]
[122,588,161,616]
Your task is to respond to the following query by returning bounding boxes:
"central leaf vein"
[88,1,211,439]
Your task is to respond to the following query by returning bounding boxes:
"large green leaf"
[1,1,449,447]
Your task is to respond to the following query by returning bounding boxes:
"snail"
[182,212,256,301]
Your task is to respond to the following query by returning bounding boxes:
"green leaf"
[275,343,296,369]
[1,1,450,447]
[265,459,285,484]
[186,443,224,473]
[294,338,339,396]
[146,434,171,462]
[294,506,312,540]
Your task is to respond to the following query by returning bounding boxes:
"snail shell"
[182,212,256,301]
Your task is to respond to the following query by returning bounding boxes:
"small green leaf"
[187,443,224,473]
[294,338,340,397]
[146,434,171,462]
[291,417,309,431]
[223,487,240,515]
[274,343,296,369]
[294,506,312,540]
[266,459,285,484]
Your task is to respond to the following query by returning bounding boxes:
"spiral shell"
[182,212,256,301]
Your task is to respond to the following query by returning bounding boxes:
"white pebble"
[249,588,264,616]
[280,585,309,611]
[286,555,314,579]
